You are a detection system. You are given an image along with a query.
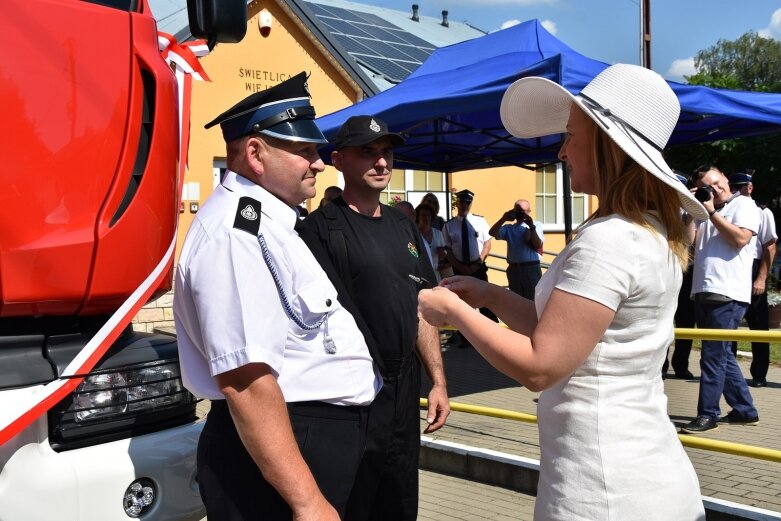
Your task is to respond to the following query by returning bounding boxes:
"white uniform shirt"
[442,213,492,263]
[691,194,759,304]
[174,170,380,404]
[755,205,777,260]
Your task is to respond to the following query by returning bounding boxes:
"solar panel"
[320,17,373,38]
[387,28,434,49]
[332,34,382,58]
[306,3,333,16]
[372,26,410,45]
[304,1,440,83]
[388,43,432,63]
[352,37,419,62]
[356,55,411,81]
[350,11,395,29]
[322,5,371,23]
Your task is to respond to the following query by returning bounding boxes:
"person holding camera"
[489,199,544,300]
[681,165,760,433]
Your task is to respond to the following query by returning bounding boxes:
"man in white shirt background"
[728,172,777,388]
[681,165,760,434]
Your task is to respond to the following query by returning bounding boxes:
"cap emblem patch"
[407,242,419,258]
[241,205,258,220]
[369,119,381,132]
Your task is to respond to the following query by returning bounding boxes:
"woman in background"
[422,192,446,230]
[416,202,448,281]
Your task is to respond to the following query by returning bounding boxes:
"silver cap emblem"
[369,119,381,132]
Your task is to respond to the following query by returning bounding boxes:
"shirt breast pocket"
[290,280,340,338]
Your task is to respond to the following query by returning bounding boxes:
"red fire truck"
[0,1,244,519]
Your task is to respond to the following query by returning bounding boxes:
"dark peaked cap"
[456,189,474,202]
[204,72,327,144]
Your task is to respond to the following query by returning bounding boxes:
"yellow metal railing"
[420,399,781,464]
[425,327,781,464]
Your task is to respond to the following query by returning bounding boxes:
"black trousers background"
[664,268,695,375]
[198,399,368,521]
[741,260,771,381]
[345,356,421,521]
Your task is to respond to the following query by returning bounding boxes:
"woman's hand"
[440,275,491,309]
[418,287,462,327]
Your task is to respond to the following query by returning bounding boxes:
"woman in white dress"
[418,64,707,520]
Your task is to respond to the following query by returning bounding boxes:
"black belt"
[287,400,368,419]
[211,398,368,420]
[509,260,540,267]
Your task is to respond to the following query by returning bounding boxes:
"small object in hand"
[408,273,434,289]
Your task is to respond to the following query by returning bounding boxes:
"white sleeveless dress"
[532,214,705,521]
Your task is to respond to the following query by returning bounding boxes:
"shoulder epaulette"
[233,196,261,235]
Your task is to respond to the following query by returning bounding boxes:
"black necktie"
[461,217,471,262]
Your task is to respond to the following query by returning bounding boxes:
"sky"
[354,0,781,82]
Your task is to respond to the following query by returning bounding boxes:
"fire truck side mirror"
[187,0,248,48]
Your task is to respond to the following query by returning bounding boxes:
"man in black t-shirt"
[302,116,450,521]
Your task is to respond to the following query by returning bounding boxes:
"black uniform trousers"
[198,398,368,520]
[664,268,695,375]
[345,355,421,521]
[732,260,770,381]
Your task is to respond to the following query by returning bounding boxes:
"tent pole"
[562,162,573,243]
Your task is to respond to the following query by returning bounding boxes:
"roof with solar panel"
[148,0,485,94]
[296,0,484,90]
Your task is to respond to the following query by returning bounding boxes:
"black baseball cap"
[333,116,405,150]
[204,72,327,144]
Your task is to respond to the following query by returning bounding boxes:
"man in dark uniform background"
[442,189,497,348]
[173,74,381,521]
[302,115,450,521]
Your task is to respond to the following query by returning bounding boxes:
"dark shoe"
[681,416,719,433]
[673,370,694,379]
[749,379,767,388]
[719,410,759,425]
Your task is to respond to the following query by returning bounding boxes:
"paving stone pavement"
[418,469,535,520]
[420,345,781,514]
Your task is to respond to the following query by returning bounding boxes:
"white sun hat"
[500,63,707,220]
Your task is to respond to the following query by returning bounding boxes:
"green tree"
[665,31,781,205]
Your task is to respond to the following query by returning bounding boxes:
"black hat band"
[252,105,316,133]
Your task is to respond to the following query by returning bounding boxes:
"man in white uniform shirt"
[173,73,380,521]
[443,189,496,348]
[728,172,777,387]
[682,166,760,434]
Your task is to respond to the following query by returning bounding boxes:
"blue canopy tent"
[316,19,781,173]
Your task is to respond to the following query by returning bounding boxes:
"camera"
[694,185,715,203]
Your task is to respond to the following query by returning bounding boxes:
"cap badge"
[241,204,258,220]
[369,119,381,133]
[407,242,419,258]
[303,80,311,97]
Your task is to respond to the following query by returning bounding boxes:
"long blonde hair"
[583,116,690,269]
